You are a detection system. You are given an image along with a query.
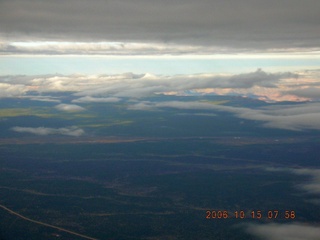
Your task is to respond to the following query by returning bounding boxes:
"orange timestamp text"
[205,210,296,220]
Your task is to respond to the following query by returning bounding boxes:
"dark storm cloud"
[1,0,320,50]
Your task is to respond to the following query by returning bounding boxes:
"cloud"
[176,113,217,117]
[208,69,297,88]
[28,96,61,103]
[71,69,298,98]
[0,41,232,55]
[0,83,27,98]
[129,101,320,131]
[54,104,85,112]
[285,88,320,100]
[0,69,314,102]
[289,169,320,195]
[127,101,160,111]
[0,0,319,52]
[72,96,121,103]
[2,41,319,56]
[11,126,84,136]
[266,167,320,202]
[255,103,320,130]
[244,223,320,240]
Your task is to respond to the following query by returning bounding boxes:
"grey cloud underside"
[1,0,320,49]
[285,88,320,99]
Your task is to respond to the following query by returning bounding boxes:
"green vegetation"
[79,120,133,128]
[0,108,54,118]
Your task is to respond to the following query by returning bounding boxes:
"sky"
[0,0,320,103]
[0,1,319,116]
[1,0,320,51]
[0,0,320,107]
[1,0,320,57]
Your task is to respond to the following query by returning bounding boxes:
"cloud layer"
[286,88,320,100]
[290,169,320,195]
[1,41,319,56]
[1,69,305,102]
[129,101,320,131]
[245,223,320,240]
[1,69,320,131]
[0,83,27,97]
[11,126,84,136]
[1,0,320,52]
[54,103,85,112]
[72,96,121,103]
[266,167,320,205]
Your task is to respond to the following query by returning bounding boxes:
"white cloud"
[127,101,160,111]
[70,69,299,100]
[266,167,320,202]
[55,104,85,112]
[289,169,320,195]
[3,40,319,56]
[11,126,84,137]
[27,96,61,103]
[0,83,27,98]
[0,69,318,103]
[0,41,221,56]
[231,102,320,131]
[72,96,121,103]
[244,223,320,240]
[128,101,320,131]
[24,70,297,98]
